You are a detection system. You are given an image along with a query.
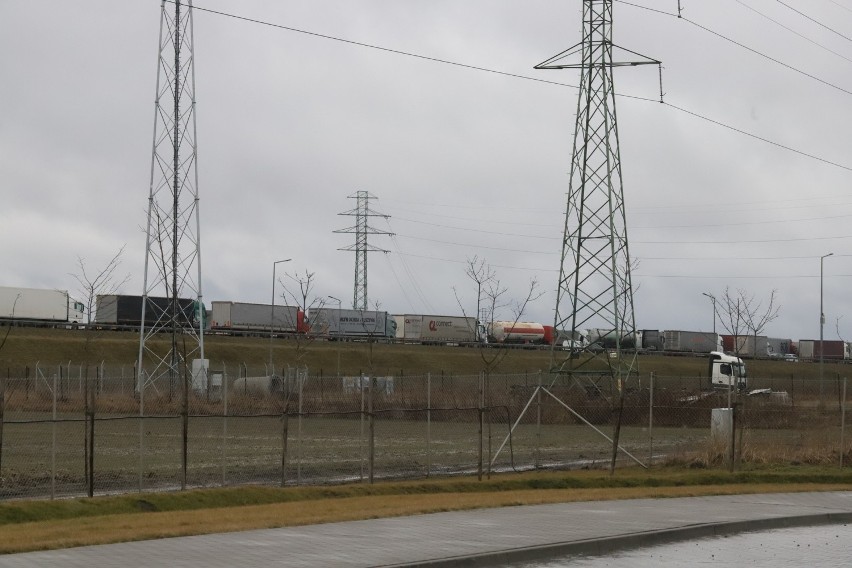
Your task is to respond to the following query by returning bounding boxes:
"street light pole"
[702,292,716,335]
[270,258,292,377]
[328,295,342,377]
[820,253,833,401]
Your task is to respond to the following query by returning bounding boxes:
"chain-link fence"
[0,364,849,499]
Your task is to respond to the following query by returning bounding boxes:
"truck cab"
[709,351,747,390]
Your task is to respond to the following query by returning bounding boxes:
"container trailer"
[308,308,396,338]
[0,286,84,323]
[95,294,199,327]
[211,301,303,333]
[664,330,721,353]
[394,314,479,343]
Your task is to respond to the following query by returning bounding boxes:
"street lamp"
[270,258,292,376]
[701,292,716,335]
[820,252,833,400]
[328,295,342,377]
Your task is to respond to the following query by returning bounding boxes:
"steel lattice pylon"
[335,191,393,310]
[137,0,205,391]
[537,1,659,389]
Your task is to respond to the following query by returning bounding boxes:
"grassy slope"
[0,467,850,553]
[0,327,841,380]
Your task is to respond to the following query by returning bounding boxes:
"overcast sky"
[2,0,851,341]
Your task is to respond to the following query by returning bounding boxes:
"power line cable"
[635,233,852,244]
[615,0,852,96]
[680,17,852,97]
[774,0,852,43]
[663,101,852,172]
[829,0,852,15]
[395,234,557,254]
[183,0,852,173]
[736,0,852,64]
[176,1,580,89]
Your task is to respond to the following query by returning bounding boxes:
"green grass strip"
[1,465,850,526]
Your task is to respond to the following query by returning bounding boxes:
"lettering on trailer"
[340,317,377,324]
[428,320,453,331]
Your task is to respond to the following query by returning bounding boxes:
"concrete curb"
[384,511,852,568]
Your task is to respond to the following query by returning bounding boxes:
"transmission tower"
[137,0,205,391]
[335,191,393,310]
[537,1,660,388]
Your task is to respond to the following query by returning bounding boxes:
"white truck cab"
[709,351,747,391]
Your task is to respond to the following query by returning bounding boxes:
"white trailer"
[210,301,301,332]
[309,308,396,338]
[664,330,721,353]
[396,314,478,343]
[0,286,84,323]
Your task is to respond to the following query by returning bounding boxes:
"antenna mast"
[137,0,205,391]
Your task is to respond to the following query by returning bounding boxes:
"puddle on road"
[513,523,852,567]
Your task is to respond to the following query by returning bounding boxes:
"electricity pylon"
[335,191,393,310]
[489,1,664,475]
[538,0,660,389]
[137,0,205,391]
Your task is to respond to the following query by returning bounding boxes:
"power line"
[181,1,852,173]
[681,16,852,97]
[736,0,852,65]
[395,233,557,255]
[635,233,852,244]
[615,1,852,96]
[774,0,852,43]
[175,1,580,90]
[663,101,852,172]
[394,216,559,239]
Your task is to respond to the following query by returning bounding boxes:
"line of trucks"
[0,287,848,361]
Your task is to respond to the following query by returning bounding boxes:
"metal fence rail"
[0,365,848,499]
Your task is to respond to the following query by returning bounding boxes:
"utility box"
[711,408,733,443]
[191,359,209,393]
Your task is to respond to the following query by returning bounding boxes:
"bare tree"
[714,287,748,358]
[71,245,131,326]
[743,289,780,357]
[458,255,495,342]
[69,245,130,498]
[470,270,543,481]
[714,287,780,358]
[281,269,326,355]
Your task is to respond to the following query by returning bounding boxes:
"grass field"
[1,326,851,384]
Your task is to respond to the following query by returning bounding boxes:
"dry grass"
[1,471,851,554]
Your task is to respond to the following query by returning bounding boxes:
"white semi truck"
[0,286,84,324]
[708,351,747,391]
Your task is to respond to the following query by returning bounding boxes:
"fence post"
[52,371,57,499]
[87,367,95,497]
[841,377,847,470]
[426,372,431,478]
[0,370,5,475]
[281,371,290,488]
[297,369,303,485]
[360,374,365,483]
[138,366,144,494]
[729,402,738,473]
[478,371,483,482]
[181,363,189,491]
[222,362,228,486]
[368,373,375,484]
[535,371,542,470]
[649,371,655,467]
